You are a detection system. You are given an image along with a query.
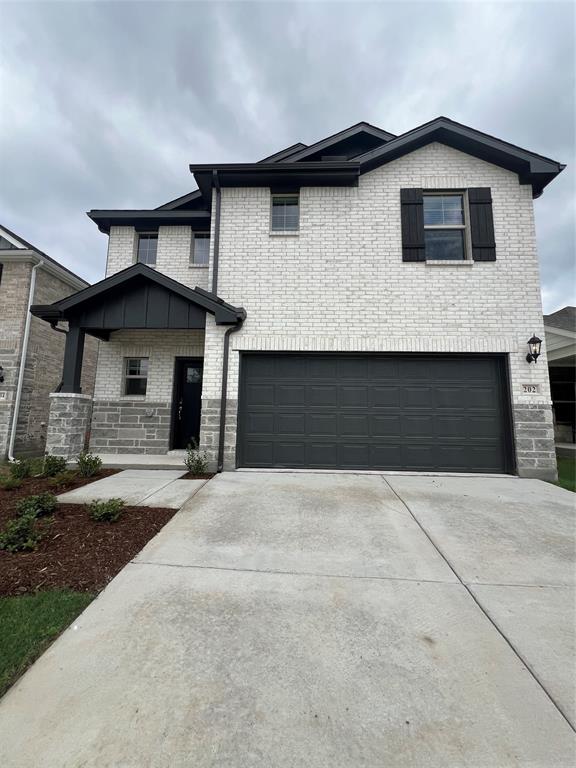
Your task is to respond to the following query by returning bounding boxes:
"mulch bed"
[181,472,215,480]
[0,471,177,597]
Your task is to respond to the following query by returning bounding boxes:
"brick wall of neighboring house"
[89,330,204,453]
[0,258,98,458]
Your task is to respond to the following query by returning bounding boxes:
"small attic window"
[0,236,17,249]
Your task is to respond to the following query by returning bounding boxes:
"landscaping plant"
[184,442,209,475]
[77,451,102,478]
[0,515,43,553]
[88,498,125,523]
[9,459,32,480]
[47,470,79,489]
[42,454,67,477]
[0,477,22,491]
[16,493,57,519]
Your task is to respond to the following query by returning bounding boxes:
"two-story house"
[32,118,564,479]
[0,225,98,458]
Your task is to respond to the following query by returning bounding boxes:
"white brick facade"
[98,141,555,476]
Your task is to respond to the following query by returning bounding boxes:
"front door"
[172,358,203,449]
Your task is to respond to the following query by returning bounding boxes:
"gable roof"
[31,262,245,327]
[544,306,576,333]
[259,142,308,163]
[0,223,89,288]
[284,121,396,162]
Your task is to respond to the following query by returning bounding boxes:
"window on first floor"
[271,193,299,232]
[124,357,149,396]
[191,233,210,265]
[423,193,467,260]
[137,234,158,267]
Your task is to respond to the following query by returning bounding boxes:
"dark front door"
[237,353,513,473]
[172,358,203,449]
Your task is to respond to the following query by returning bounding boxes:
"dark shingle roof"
[544,306,576,332]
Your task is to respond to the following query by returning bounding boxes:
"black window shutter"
[400,188,425,262]
[468,188,496,261]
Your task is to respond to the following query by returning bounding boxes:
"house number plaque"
[522,383,540,394]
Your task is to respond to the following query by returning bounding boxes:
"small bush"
[16,492,57,519]
[0,476,22,491]
[184,442,209,475]
[47,470,79,489]
[77,451,102,478]
[43,454,67,477]
[89,498,125,523]
[0,515,43,553]
[9,459,32,480]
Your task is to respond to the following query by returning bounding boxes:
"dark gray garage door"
[237,354,513,473]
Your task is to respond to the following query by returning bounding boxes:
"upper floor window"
[124,357,148,396]
[191,233,210,266]
[137,234,158,267]
[271,194,299,232]
[423,194,466,260]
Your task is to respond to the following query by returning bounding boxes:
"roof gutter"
[8,258,44,461]
[212,170,221,295]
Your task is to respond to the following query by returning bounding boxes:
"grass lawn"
[0,589,94,698]
[555,455,576,493]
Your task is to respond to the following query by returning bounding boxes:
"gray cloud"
[0,1,574,310]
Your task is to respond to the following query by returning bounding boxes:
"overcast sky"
[1,0,574,312]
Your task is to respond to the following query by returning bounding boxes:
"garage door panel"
[307,413,338,436]
[238,354,510,473]
[308,385,337,406]
[276,413,306,435]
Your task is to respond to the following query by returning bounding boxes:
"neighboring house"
[0,225,98,458]
[31,117,565,479]
[544,306,576,443]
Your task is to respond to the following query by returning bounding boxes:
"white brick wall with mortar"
[93,330,205,402]
[199,143,554,474]
[105,225,209,291]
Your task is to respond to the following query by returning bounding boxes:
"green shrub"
[77,451,102,478]
[184,443,209,475]
[47,470,79,489]
[89,498,125,523]
[43,455,67,477]
[9,459,32,480]
[0,476,22,491]
[16,492,57,519]
[0,515,43,553]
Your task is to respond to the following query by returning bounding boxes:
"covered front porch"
[31,263,245,468]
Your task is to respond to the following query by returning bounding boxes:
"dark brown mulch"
[0,471,176,596]
[181,472,215,480]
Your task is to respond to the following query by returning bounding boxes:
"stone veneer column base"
[46,393,93,460]
[513,403,558,481]
[199,398,238,472]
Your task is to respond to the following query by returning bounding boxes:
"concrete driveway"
[0,472,574,767]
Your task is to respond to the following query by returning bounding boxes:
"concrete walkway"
[57,469,206,508]
[0,472,574,767]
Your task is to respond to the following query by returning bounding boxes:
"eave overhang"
[355,117,565,197]
[189,161,361,201]
[87,209,211,234]
[30,263,245,331]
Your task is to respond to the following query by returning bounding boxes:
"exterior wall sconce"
[526,335,542,364]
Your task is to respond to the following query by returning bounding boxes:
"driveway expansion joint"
[381,476,576,734]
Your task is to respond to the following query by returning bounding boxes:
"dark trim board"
[236,352,515,474]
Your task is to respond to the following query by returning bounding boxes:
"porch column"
[61,323,85,393]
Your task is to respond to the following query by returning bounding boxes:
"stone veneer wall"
[89,401,172,454]
[45,393,92,459]
[199,398,237,471]
[513,404,557,479]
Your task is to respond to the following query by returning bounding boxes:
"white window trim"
[123,357,149,397]
[423,190,472,261]
[270,193,300,234]
[190,231,210,268]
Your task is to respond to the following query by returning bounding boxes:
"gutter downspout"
[211,170,221,295]
[8,258,44,461]
[217,314,245,473]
